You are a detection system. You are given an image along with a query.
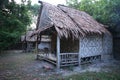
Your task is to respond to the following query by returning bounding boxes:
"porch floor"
[37,53,101,67]
[37,53,79,67]
[37,53,57,65]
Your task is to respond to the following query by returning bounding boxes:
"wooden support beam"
[35,33,39,59]
[57,35,60,69]
[78,39,81,66]
[36,36,38,53]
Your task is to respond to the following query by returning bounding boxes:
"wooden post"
[78,39,81,66]
[36,34,39,59]
[57,35,60,69]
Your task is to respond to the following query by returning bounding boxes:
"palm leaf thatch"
[33,1,109,39]
[21,31,37,42]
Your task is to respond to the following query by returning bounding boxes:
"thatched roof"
[34,1,109,39]
[21,31,51,42]
[21,31,37,42]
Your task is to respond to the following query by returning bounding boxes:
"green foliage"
[30,4,40,16]
[0,0,31,50]
[67,0,120,33]
[27,0,40,16]
[66,0,80,9]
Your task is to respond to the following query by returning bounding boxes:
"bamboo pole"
[78,39,81,66]
[57,34,60,69]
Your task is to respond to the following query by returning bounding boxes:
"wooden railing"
[60,53,79,66]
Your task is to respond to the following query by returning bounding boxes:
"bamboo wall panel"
[80,35,102,57]
[103,33,113,54]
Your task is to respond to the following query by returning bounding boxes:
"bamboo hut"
[32,1,113,68]
[21,31,51,52]
[21,30,37,52]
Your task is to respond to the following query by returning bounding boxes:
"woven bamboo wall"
[80,35,103,57]
[103,33,113,54]
[50,33,112,58]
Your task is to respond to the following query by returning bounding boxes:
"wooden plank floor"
[37,53,57,65]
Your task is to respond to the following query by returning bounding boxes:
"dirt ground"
[0,50,120,80]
